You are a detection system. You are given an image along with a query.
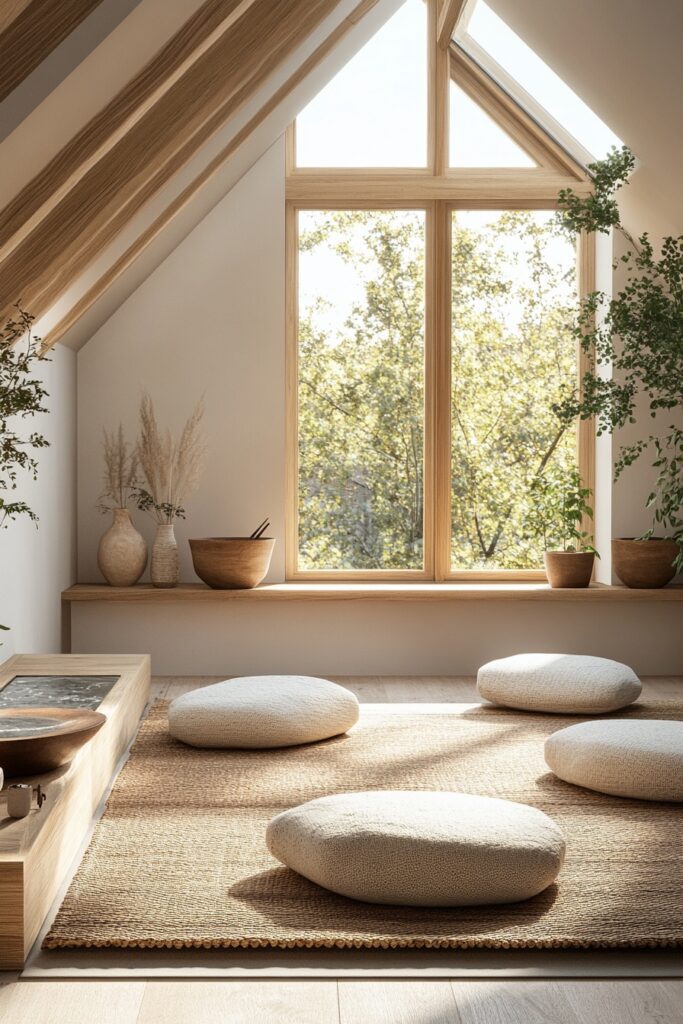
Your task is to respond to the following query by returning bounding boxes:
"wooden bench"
[0,654,149,968]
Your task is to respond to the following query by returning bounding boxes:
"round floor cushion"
[545,719,683,802]
[477,653,641,714]
[168,676,359,749]
[266,791,566,906]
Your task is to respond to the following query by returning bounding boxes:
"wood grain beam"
[0,0,105,103]
[41,2,370,352]
[437,0,467,49]
[0,0,342,327]
[285,171,592,206]
[0,0,257,264]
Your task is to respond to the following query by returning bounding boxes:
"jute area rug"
[44,700,683,951]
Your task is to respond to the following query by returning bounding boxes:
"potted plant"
[135,392,207,588]
[96,424,147,586]
[1,307,49,638]
[529,467,598,588]
[556,146,682,587]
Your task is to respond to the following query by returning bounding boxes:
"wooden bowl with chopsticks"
[189,519,274,590]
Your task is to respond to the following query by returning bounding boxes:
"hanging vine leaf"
[555,145,683,572]
[0,305,50,637]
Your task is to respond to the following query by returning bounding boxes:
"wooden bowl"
[189,537,275,589]
[0,708,106,777]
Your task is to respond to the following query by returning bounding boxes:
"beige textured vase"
[97,508,147,587]
[151,523,179,588]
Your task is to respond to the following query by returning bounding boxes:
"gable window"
[286,0,596,581]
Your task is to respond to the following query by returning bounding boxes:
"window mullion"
[432,200,452,581]
[432,0,450,175]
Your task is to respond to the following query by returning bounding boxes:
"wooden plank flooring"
[2,979,683,1023]
[2,675,681,1022]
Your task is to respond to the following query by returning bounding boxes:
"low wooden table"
[0,654,150,968]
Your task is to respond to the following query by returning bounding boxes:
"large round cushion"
[477,653,641,714]
[168,676,359,749]
[545,719,683,802]
[266,791,565,906]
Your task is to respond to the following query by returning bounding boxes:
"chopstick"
[250,518,270,539]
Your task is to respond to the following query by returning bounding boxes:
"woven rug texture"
[44,699,683,950]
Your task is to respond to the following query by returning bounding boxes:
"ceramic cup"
[7,783,33,818]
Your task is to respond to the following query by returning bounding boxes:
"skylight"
[457,2,622,162]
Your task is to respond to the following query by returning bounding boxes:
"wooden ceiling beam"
[40,2,374,352]
[0,0,105,103]
[0,0,342,326]
[437,0,468,49]
[0,0,257,265]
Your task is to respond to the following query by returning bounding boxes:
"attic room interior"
[0,0,682,1020]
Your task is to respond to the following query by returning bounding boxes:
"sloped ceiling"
[0,0,403,349]
[1,0,679,352]
[0,0,105,103]
[488,0,683,239]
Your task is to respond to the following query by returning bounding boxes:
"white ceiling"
[488,0,683,239]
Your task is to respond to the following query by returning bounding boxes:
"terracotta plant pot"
[612,538,679,589]
[189,537,275,589]
[544,550,595,588]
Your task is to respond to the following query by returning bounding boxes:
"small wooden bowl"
[0,708,106,777]
[189,537,275,589]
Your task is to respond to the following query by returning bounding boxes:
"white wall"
[488,0,683,242]
[0,345,77,657]
[72,600,683,677]
[77,141,286,585]
[73,137,682,676]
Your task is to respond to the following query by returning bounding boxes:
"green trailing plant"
[555,145,683,572]
[528,466,598,555]
[0,306,50,638]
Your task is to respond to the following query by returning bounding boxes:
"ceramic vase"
[151,523,179,588]
[98,508,147,587]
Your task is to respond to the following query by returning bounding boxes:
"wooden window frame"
[285,0,595,582]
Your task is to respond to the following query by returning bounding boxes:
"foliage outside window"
[450,211,577,569]
[298,211,425,571]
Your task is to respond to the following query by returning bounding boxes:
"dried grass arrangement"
[98,425,139,511]
[135,392,207,524]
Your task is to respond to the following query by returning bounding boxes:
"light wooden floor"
[2,675,681,1023]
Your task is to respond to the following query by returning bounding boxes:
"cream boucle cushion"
[545,719,683,802]
[168,675,359,749]
[477,653,641,714]
[266,791,565,906]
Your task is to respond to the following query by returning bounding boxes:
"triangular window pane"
[296,0,427,167]
[459,2,622,160]
[449,81,536,168]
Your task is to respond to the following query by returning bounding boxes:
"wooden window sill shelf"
[63,583,683,603]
